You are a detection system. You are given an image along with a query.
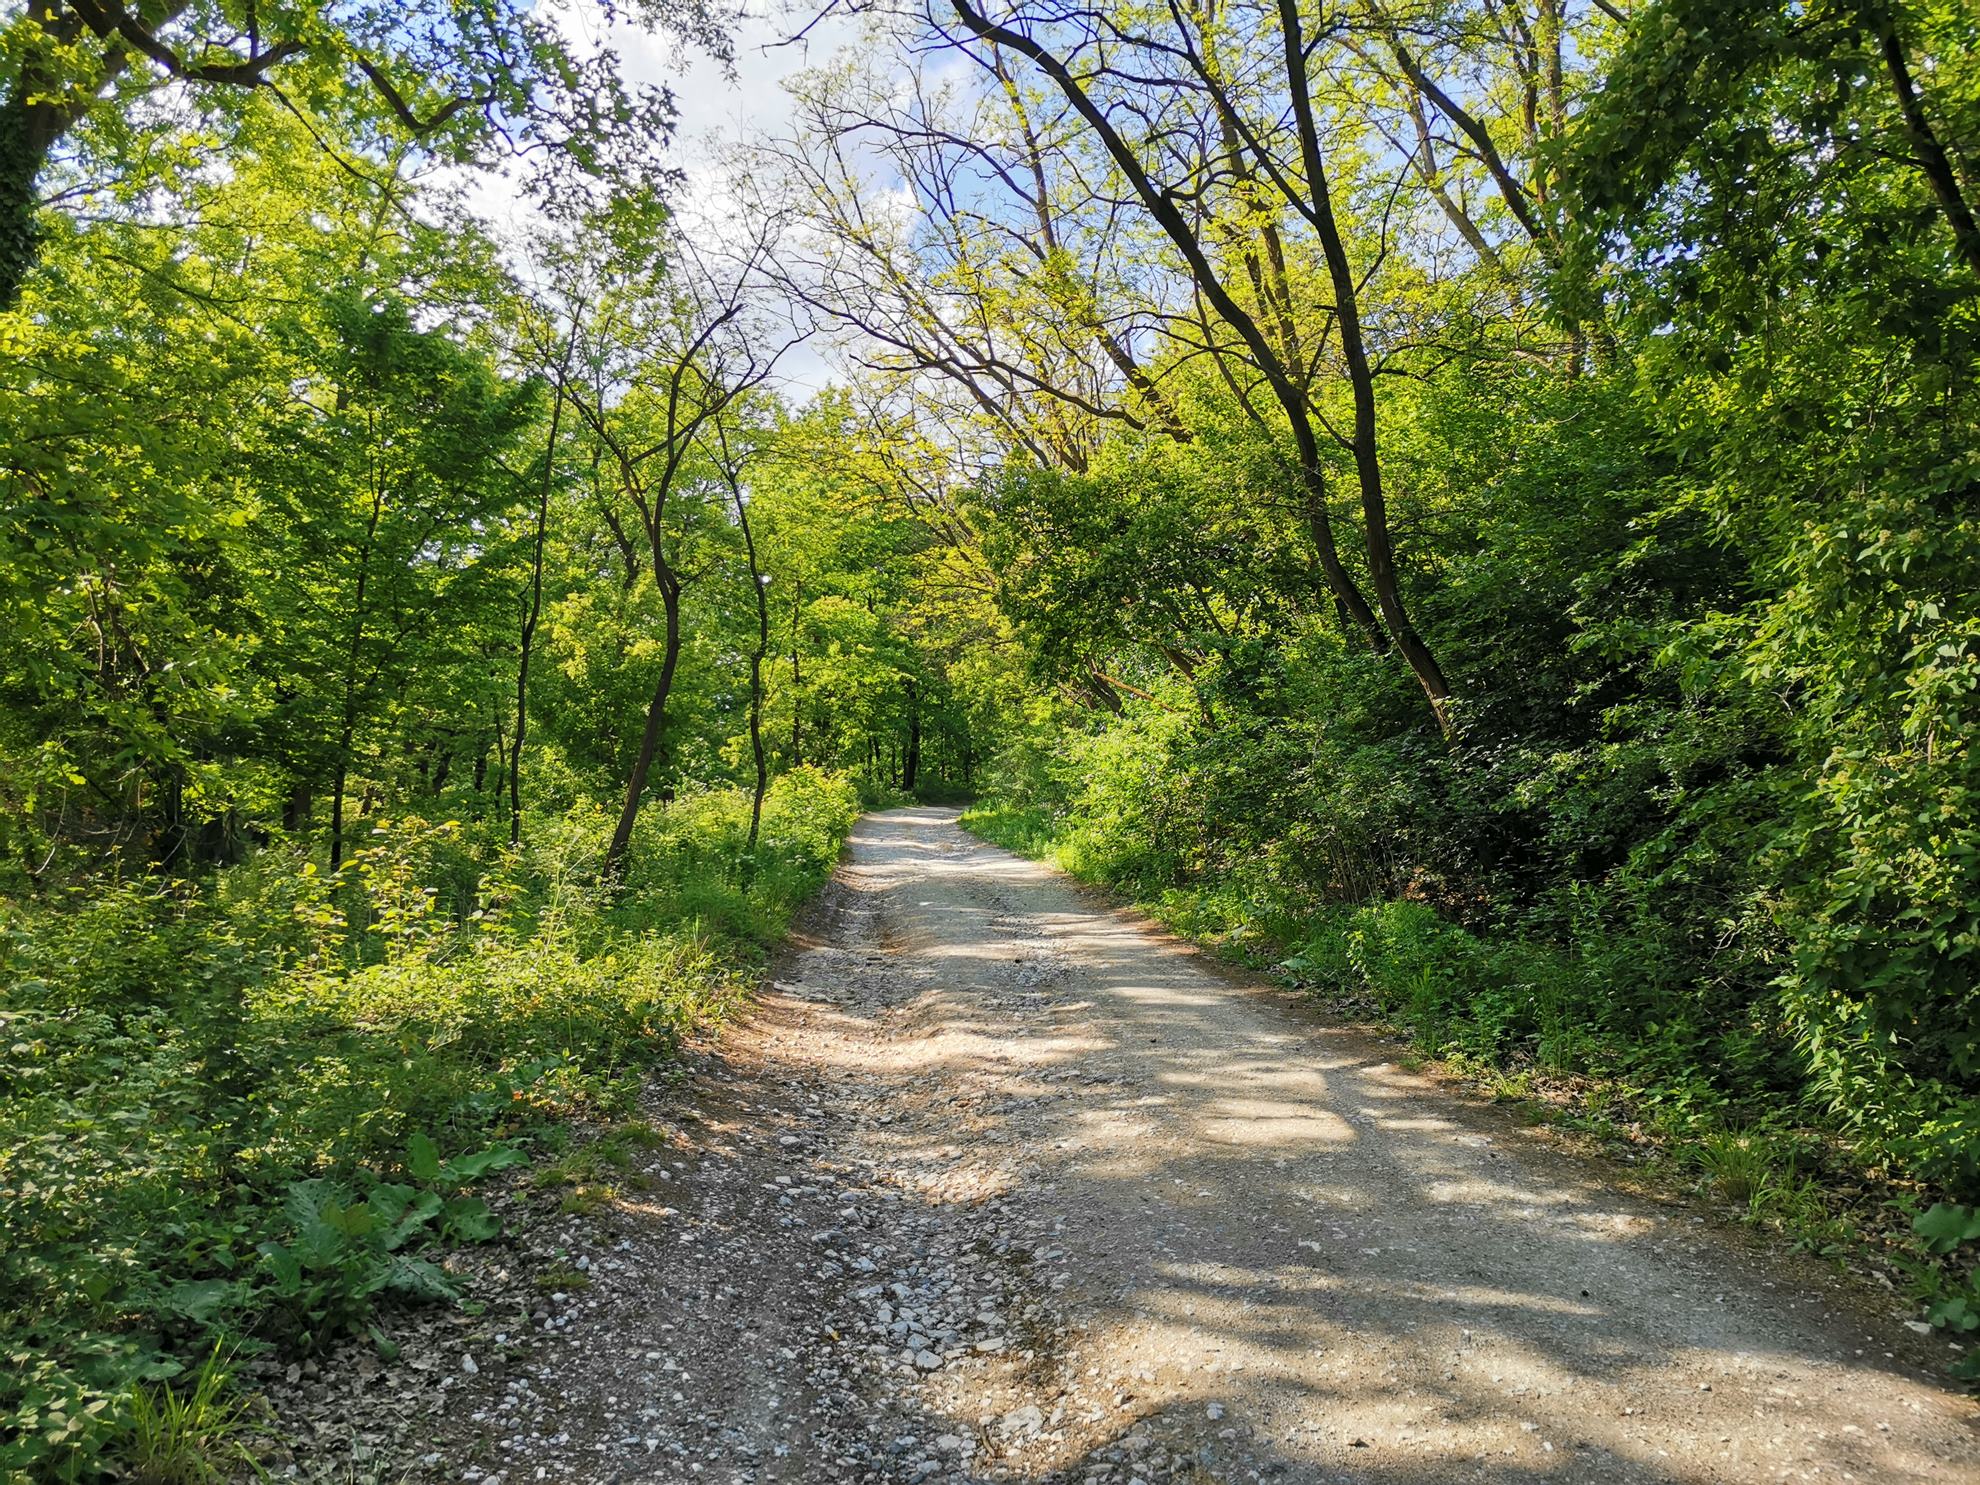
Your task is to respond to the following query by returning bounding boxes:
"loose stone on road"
[395,806,1979,1483]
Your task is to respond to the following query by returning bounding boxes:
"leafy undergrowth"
[0,769,859,1479]
[961,800,1980,1384]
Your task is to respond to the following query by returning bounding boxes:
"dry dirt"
[271,806,1980,1484]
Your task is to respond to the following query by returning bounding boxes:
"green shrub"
[1906,1204,1980,1380]
[0,770,860,1478]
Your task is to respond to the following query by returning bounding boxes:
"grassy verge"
[0,769,859,1479]
[961,799,1980,1381]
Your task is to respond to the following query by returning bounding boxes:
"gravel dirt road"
[308,806,1979,1484]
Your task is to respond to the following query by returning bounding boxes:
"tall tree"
[0,0,724,307]
[942,0,1455,723]
[551,209,789,878]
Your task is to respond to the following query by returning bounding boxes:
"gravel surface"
[270,806,1980,1482]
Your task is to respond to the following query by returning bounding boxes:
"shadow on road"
[775,806,1973,1483]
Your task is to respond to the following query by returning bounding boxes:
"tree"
[706,412,774,862]
[763,42,1188,470]
[507,349,572,850]
[935,0,1457,723]
[0,96,529,872]
[549,207,791,878]
[0,0,727,308]
[270,293,532,868]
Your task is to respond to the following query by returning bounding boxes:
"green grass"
[532,1124,668,1214]
[958,801,1063,860]
[117,1349,252,1485]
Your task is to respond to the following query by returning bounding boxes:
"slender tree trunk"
[0,87,54,312]
[790,576,803,766]
[1874,11,1980,278]
[329,476,385,869]
[743,558,770,864]
[948,0,1390,658]
[329,726,357,867]
[328,729,358,872]
[153,766,189,869]
[604,574,682,879]
[1083,660,1125,713]
[717,451,773,874]
[1279,0,1451,729]
[511,381,567,847]
[283,781,311,833]
[489,702,511,811]
[0,5,141,308]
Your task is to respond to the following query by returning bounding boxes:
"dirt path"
[343,806,1977,1484]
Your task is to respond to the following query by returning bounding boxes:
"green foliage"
[9,0,1980,1446]
[0,771,858,1478]
[954,1,1980,1326]
[1696,1133,1778,1207]
[958,802,1063,862]
[256,1174,468,1341]
[1908,1204,1980,1378]
[0,11,978,1478]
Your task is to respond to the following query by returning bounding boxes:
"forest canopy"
[4,0,1980,1472]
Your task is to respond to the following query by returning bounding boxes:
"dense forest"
[3,0,1979,1475]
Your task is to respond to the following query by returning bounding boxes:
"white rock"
[1000,1403,1044,1437]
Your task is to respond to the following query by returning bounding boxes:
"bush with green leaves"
[254,1133,522,1345]
[1908,1204,1980,1380]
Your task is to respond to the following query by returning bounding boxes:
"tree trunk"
[947,0,1390,658]
[1279,0,1451,730]
[712,436,773,879]
[329,480,385,869]
[737,494,771,866]
[283,781,312,833]
[790,576,803,766]
[153,766,189,870]
[1084,664,1125,714]
[329,749,353,870]
[0,87,54,311]
[902,681,922,793]
[1875,10,1980,278]
[0,4,139,308]
[511,381,566,846]
[604,574,681,879]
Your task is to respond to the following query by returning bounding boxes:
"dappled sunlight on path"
[792,806,1978,1483]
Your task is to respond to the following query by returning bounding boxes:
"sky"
[534,0,872,398]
